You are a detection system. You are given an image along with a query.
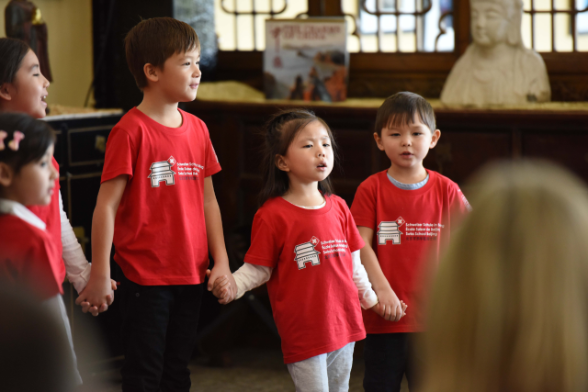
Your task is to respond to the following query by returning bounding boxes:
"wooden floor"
[86,347,409,392]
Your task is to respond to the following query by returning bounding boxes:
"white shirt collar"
[0,199,46,230]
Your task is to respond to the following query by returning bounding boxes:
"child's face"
[374,116,440,172]
[278,121,334,185]
[7,145,57,206]
[156,47,201,103]
[2,50,49,119]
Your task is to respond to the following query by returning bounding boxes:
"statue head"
[470,0,524,48]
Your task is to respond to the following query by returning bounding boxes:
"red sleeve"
[350,179,377,230]
[342,201,365,252]
[202,122,222,177]
[101,126,136,183]
[244,211,281,268]
[450,182,472,216]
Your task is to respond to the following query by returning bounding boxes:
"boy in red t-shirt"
[76,18,236,391]
[350,92,470,392]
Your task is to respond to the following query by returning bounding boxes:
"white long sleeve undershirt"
[233,250,379,309]
[59,192,92,293]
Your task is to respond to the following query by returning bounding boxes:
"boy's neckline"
[135,105,184,129]
[132,107,188,135]
[387,166,428,184]
[387,172,429,190]
[382,169,435,194]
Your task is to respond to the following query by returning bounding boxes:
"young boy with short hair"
[77,17,236,391]
[350,92,470,392]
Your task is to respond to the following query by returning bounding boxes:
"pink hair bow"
[8,131,24,151]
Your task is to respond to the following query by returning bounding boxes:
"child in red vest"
[350,92,470,392]
[210,109,405,391]
[0,112,79,387]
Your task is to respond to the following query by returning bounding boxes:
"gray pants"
[287,342,355,392]
[43,294,83,386]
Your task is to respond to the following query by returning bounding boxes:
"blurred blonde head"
[422,160,588,392]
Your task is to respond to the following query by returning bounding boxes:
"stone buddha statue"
[441,0,550,106]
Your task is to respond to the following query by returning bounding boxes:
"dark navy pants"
[119,273,204,392]
[363,333,423,392]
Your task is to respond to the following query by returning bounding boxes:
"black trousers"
[363,333,423,392]
[119,273,204,392]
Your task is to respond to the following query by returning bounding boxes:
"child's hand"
[210,273,236,304]
[207,264,237,303]
[78,279,118,316]
[206,269,236,304]
[373,286,406,322]
[371,300,407,322]
[75,276,114,316]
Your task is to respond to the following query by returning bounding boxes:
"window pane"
[215,0,307,51]
[351,0,454,52]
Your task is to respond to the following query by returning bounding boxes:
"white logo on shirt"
[294,237,321,269]
[148,156,176,187]
[378,219,403,245]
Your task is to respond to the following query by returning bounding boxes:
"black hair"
[0,38,30,86]
[125,17,200,90]
[375,91,436,136]
[0,112,56,174]
[259,109,338,206]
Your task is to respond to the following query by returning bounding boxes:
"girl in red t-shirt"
[0,112,80,386]
[209,109,406,390]
[0,38,116,316]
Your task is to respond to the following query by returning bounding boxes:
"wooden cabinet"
[46,113,124,363]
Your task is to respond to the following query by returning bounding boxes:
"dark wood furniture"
[184,99,588,232]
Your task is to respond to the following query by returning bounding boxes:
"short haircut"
[124,17,200,90]
[0,38,30,86]
[0,112,56,174]
[375,92,436,136]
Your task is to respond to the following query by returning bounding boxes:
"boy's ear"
[373,132,385,151]
[429,129,441,149]
[0,162,15,187]
[0,83,13,101]
[143,63,159,83]
[275,154,290,172]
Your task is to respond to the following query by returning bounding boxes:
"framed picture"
[264,18,348,102]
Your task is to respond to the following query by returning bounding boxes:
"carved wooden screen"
[214,0,455,52]
[522,0,588,51]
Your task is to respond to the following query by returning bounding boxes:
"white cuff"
[352,250,379,309]
[233,263,273,299]
[59,191,91,293]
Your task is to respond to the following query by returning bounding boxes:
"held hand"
[373,286,406,322]
[206,269,236,305]
[75,276,114,316]
[79,279,118,316]
[207,265,237,302]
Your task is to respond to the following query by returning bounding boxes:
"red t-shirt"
[350,170,469,333]
[27,157,65,286]
[101,108,221,285]
[245,195,366,364]
[0,214,63,299]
